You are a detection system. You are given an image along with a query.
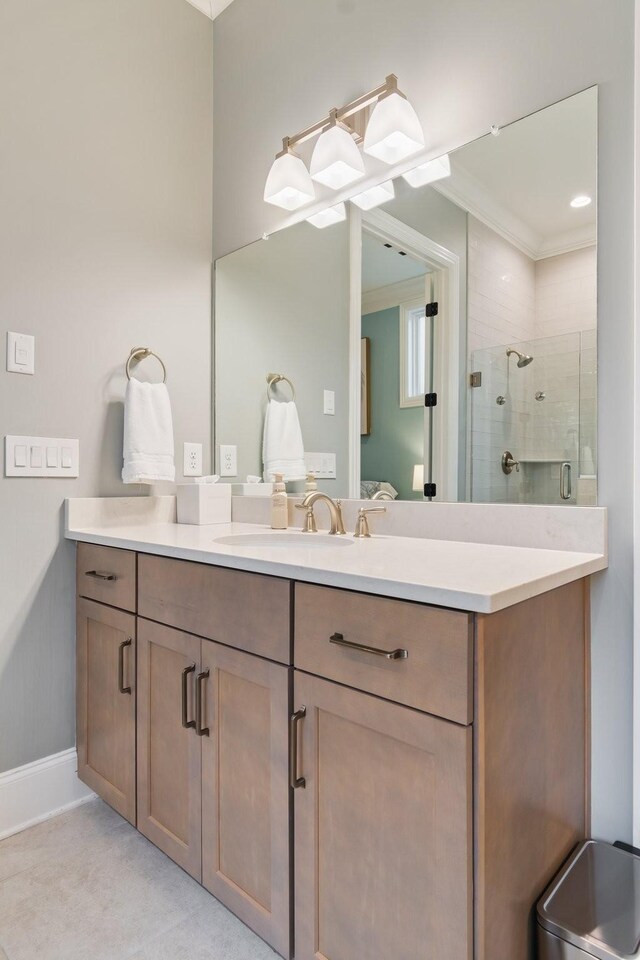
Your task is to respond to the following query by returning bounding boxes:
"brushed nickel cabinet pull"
[181,664,196,729]
[85,570,117,582]
[290,707,306,789]
[329,632,408,661]
[118,639,132,694]
[195,670,210,737]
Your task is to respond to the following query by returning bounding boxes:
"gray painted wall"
[215,221,350,495]
[0,0,213,773]
[361,308,424,500]
[212,0,635,840]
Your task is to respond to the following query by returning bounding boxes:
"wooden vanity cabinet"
[293,671,472,960]
[76,597,136,825]
[77,543,589,960]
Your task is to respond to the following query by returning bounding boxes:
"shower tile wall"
[467,216,597,504]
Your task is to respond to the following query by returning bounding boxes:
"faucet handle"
[295,503,317,533]
[353,505,386,539]
[335,499,346,535]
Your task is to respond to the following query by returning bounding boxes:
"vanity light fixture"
[363,76,425,164]
[570,194,592,208]
[310,110,366,189]
[306,202,347,229]
[350,179,395,211]
[402,153,451,188]
[264,140,315,211]
[264,75,424,212]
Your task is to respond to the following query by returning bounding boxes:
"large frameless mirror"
[214,86,597,505]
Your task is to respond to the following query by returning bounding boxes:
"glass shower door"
[470,333,581,504]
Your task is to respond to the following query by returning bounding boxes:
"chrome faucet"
[295,492,346,535]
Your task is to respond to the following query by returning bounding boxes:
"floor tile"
[126,900,278,960]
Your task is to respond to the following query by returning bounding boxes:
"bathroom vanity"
[67,497,606,960]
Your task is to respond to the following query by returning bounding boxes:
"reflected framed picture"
[361,337,371,436]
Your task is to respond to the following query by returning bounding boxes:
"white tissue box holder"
[232,482,274,497]
[177,483,232,525]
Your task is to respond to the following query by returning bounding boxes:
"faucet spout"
[298,492,345,535]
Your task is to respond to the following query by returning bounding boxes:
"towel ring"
[266,373,295,401]
[126,348,167,383]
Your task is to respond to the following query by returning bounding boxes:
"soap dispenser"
[271,474,288,529]
[305,473,318,493]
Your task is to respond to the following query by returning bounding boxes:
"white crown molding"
[184,0,235,20]
[433,166,596,261]
[0,748,95,840]
[362,276,427,315]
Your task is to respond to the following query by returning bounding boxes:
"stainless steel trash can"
[537,840,640,959]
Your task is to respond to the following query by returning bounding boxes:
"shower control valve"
[501,451,520,475]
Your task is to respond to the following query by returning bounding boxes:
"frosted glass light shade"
[412,463,424,492]
[264,152,315,211]
[310,125,365,189]
[364,92,425,165]
[306,203,347,229]
[402,154,451,188]
[350,179,395,211]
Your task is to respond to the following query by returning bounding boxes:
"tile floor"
[0,799,278,960]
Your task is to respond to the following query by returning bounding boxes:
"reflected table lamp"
[412,464,424,495]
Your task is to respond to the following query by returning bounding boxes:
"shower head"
[506,347,534,368]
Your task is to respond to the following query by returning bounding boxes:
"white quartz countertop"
[65,519,607,614]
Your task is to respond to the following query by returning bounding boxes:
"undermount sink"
[215,532,354,548]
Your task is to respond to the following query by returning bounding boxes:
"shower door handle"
[561,462,572,500]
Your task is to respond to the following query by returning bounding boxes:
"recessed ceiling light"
[570,195,592,209]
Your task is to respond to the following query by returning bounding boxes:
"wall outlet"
[183,442,203,476]
[219,444,237,477]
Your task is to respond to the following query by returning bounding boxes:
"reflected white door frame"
[349,206,461,501]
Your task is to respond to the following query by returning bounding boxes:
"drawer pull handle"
[329,632,408,661]
[290,707,306,789]
[118,639,132,694]
[181,664,196,729]
[195,670,210,737]
[85,570,117,582]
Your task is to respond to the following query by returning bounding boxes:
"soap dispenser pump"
[271,473,288,530]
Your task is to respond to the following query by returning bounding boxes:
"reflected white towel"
[262,399,306,482]
[122,379,175,484]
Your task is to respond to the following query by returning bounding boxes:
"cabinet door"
[77,599,136,824]
[293,672,472,960]
[137,618,202,880]
[201,644,290,958]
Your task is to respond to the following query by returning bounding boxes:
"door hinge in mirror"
[469,371,482,387]
[423,483,437,498]
[424,393,438,407]
[425,302,438,317]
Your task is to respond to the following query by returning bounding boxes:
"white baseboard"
[0,748,95,841]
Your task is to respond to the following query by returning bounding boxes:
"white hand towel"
[122,379,175,484]
[262,399,306,482]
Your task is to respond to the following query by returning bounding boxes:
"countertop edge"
[66,526,608,615]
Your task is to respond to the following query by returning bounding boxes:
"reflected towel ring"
[266,373,295,401]
[126,348,167,383]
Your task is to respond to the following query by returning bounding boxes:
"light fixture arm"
[281,74,404,153]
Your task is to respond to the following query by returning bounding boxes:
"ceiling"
[361,234,427,293]
[436,86,597,259]
[184,0,235,19]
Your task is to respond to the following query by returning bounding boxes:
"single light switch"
[7,332,35,375]
[14,445,27,467]
[30,445,42,468]
[61,446,73,468]
[323,390,335,415]
[46,446,58,467]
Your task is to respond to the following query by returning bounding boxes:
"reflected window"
[400,300,426,407]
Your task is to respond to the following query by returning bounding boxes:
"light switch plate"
[219,444,237,477]
[323,389,335,415]
[7,332,35,375]
[5,435,79,477]
[305,451,336,479]
[183,441,203,476]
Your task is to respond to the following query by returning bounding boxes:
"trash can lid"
[537,841,640,960]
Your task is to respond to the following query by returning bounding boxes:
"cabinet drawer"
[294,583,472,725]
[77,543,136,612]
[138,554,291,664]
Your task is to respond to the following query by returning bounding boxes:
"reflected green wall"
[361,307,424,500]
